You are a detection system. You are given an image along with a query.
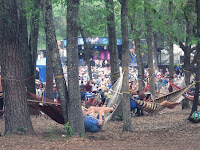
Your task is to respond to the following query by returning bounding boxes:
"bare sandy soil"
[0,105,200,150]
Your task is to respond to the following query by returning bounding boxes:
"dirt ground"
[0,105,200,150]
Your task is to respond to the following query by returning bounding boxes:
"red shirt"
[85,84,92,92]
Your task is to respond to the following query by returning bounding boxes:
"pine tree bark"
[189,47,200,115]
[79,27,92,80]
[179,44,192,109]
[46,44,54,100]
[120,0,133,132]
[189,0,200,115]
[153,32,159,70]
[168,1,174,81]
[41,0,69,122]
[17,0,34,91]
[17,0,39,115]
[129,9,144,93]
[144,0,155,97]
[135,38,144,93]
[179,0,195,109]
[105,0,120,85]
[67,0,85,136]
[0,0,34,135]
[28,0,40,94]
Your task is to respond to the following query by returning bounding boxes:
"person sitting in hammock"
[82,104,117,132]
[159,100,179,109]
[135,93,179,110]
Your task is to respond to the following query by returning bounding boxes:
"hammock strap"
[160,75,180,90]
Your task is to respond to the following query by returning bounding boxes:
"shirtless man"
[82,104,117,132]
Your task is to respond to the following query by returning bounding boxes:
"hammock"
[132,83,194,114]
[153,84,190,104]
[27,69,125,126]
[102,68,124,125]
[28,102,64,124]
[160,75,200,104]
[27,92,65,124]
[0,91,64,123]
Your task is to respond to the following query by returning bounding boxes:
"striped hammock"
[133,83,194,114]
[161,76,200,104]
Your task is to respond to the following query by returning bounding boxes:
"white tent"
[159,44,184,65]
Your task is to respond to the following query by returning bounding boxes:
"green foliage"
[128,0,146,40]
[79,0,107,37]
[79,132,85,138]
[38,14,46,49]
[24,0,198,50]
[17,127,25,135]
[48,127,56,141]
[64,122,73,137]
[78,0,122,38]
[49,133,56,141]
[52,0,66,6]
[37,1,67,49]
[113,112,123,121]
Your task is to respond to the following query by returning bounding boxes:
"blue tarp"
[36,58,46,82]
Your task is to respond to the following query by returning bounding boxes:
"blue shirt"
[84,115,102,132]
[85,92,93,100]
[130,98,140,111]
[107,84,112,89]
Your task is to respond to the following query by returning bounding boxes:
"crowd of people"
[76,65,187,126]
[33,63,188,132]
[77,65,185,104]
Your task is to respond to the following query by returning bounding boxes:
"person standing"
[80,81,86,101]
[85,81,92,92]
[80,81,85,91]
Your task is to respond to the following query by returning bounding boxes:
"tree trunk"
[135,38,144,93]
[179,45,191,109]
[28,0,40,94]
[180,0,195,109]
[189,0,200,115]
[27,0,40,115]
[105,0,121,121]
[129,9,144,94]
[0,0,34,135]
[120,0,133,132]
[17,0,39,115]
[189,45,200,115]
[183,47,191,87]
[17,0,34,91]
[45,44,54,100]
[144,0,155,97]
[79,27,92,80]
[67,0,85,136]
[41,0,69,123]
[168,1,174,81]
[153,32,159,70]
[168,40,174,81]
[105,0,120,85]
